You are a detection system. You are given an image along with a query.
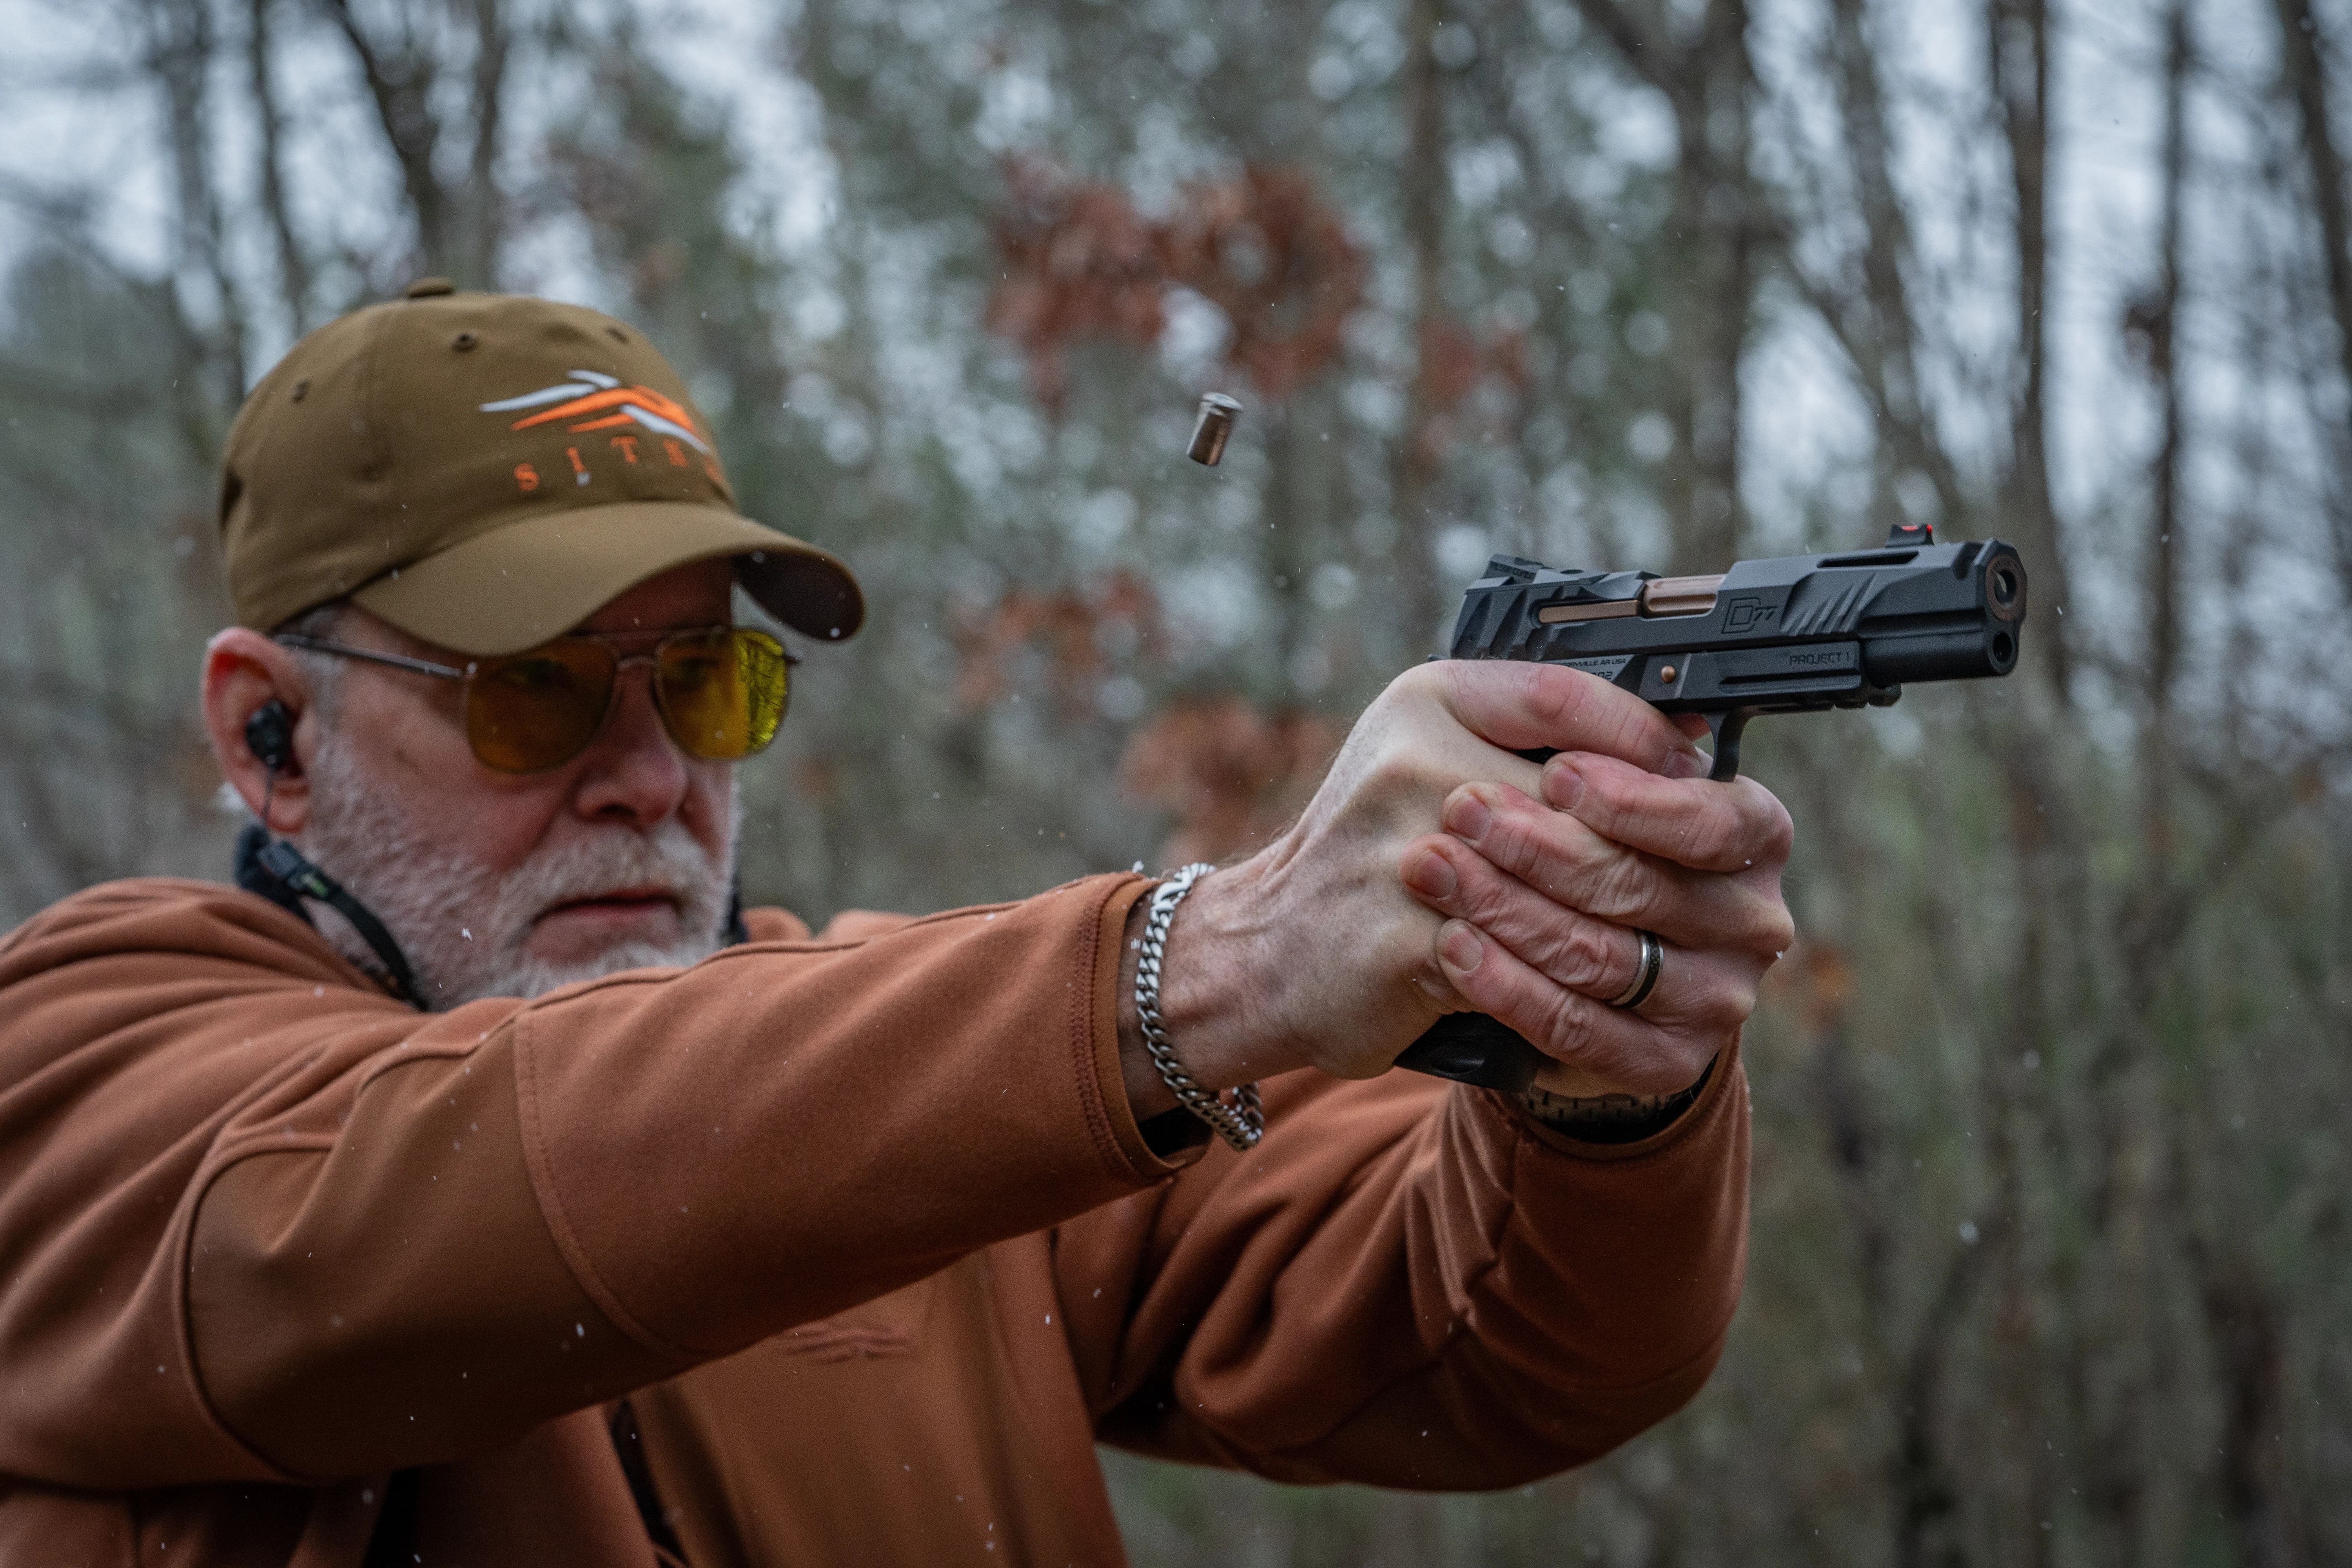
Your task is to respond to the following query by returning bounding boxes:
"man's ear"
[202,629,320,835]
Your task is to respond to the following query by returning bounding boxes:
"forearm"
[1067,1051,1751,1488]
[191,875,1174,1479]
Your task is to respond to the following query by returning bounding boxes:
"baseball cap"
[217,280,864,656]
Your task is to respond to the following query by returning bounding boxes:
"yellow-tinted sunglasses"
[277,626,794,773]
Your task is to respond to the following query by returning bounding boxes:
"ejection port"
[1639,575,1725,617]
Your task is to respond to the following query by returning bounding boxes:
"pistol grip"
[1392,1013,1547,1092]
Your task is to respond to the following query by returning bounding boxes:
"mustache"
[491,824,718,931]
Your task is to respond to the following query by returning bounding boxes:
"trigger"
[1702,710,1756,782]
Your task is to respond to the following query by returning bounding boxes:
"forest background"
[2,0,2347,1563]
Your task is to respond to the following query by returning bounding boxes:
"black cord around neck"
[234,823,421,1007]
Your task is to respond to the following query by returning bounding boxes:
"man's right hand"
[1119,659,1793,1116]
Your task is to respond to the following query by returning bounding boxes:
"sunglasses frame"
[274,626,797,773]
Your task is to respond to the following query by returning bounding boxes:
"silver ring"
[1609,929,1664,1010]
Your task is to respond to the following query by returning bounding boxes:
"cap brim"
[350,502,864,656]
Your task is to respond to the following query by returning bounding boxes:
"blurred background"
[2,0,2347,1561]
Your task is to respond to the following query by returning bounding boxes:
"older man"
[0,283,1789,1566]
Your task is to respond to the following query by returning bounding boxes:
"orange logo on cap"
[479,368,713,456]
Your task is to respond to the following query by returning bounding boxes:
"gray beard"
[292,738,737,1010]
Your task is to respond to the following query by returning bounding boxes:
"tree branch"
[1564,0,1683,102]
[313,0,450,278]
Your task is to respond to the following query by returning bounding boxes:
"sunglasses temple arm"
[274,635,468,681]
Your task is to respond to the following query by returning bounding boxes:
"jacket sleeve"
[1050,1048,1751,1489]
[0,873,1170,1490]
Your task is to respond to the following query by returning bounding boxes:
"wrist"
[1115,864,1305,1122]
[1515,1053,1719,1143]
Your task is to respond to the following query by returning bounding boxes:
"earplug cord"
[240,700,421,1007]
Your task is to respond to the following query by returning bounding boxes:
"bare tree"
[1567,0,1757,571]
[1390,0,1452,647]
[2273,0,2352,599]
[314,0,511,287]
[140,0,250,408]
[1988,0,2076,701]
[248,0,314,331]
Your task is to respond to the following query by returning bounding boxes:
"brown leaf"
[985,159,1368,408]
[1161,166,1368,401]
[984,158,1169,413]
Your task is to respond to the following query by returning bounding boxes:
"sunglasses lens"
[659,628,789,759]
[466,640,615,772]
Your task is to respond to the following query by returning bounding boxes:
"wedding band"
[1609,929,1664,1011]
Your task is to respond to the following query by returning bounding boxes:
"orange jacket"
[0,873,1748,1566]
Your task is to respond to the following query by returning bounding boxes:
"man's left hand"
[1397,751,1793,1098]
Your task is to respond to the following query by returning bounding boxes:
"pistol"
[1395,523,2027,1092]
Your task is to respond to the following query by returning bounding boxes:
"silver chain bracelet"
[1134,862,1264,1151]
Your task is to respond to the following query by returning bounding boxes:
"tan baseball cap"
[218,280,863,656]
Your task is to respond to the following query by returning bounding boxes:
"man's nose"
[570,663,690,824]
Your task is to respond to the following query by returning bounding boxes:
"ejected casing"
[1187,393,1242,465]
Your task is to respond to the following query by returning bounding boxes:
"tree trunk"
[144,0,249,404]
[1390,0,1450,653]
[2273,0,2352,597]
[1666,0,1752,571]
[1989,0,2074,702]
[249,0,313,332]
[463,0,510,288]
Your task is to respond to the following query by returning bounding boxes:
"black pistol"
[1394,523,2027,1093]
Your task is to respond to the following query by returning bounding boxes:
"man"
[0,283,1791,1565]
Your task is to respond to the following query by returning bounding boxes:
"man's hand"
[1120,659,1793,1115]
[1398,754,1792,1097]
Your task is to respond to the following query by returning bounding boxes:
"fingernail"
[1544,759,1586,809]
[1664,748,1710,780]
[1443,790,1492,842]
[1405,847,1458,899]
[1441,921,1484,973]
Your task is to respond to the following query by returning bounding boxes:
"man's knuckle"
[1531,661,1580,713]
[1735,789,1795,862]
[1703,989,1757,1035]
[1362,754,1425,802]
[1541,992,1595,1058]
[1590,854,1651,920]
[1677,972,1757,1034]
[1522,914,1612,990]
[1567,922,1618,989]
[1724,895,1795,956]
